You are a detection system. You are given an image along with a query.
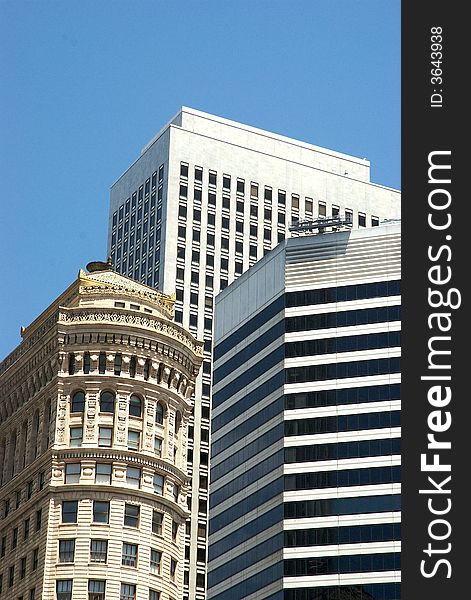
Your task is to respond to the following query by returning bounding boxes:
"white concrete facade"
[108,107,401,599]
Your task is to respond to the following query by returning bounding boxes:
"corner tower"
[0,261,203,600]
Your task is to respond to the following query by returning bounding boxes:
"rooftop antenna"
[289,214,353,235]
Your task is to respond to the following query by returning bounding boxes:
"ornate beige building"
[0,261,203,600]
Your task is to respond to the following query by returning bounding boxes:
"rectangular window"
[27,481,33,499]
[208,192,216,208]
[98,427,113,447]
[65,463,81,484]
[90,539,108,563]
[292,194,299,209]
[208,171,217,186]
[24,517,30,540]
[172,520,178,541]
[16,491,21,508]
[93,501,110,523]
[36,509,42,531]
[359,212,366,227]
[264,187,272,202]
[317,201,326,216]
[154,437,162,456]
[250,183,258,198]
[0,535,5,557]
[332,205,340,217]
[150,549,162,573]
[152,510,163,535]
[88,580,105,600]
[9,566,14,587]
[126,467,141,488]
[120,584,136,600]
[372,216,380,227]
[153,474,164,495]
[20,556,27,579]
[194,166,203,182]
[30,589,36,600]
[59,539,75,563]
[180,163,188,178]
[32,548,39,570]
[12,527,18,548]
[95,464,112,485]
[222,174,231,190]
[173,484,180,502]
[39,471,45,489]
[149,590,160,600]
[170,558,177,581]
[345,208,353,223]
[122,543,138,567]
[127,430,140,451]
[305,198,313,213]
[56,580,73,600]
[124,504,139,528]
[70,427,83,447]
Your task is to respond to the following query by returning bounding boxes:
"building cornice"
[58,307,203,360]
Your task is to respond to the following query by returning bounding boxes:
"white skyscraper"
[107,107,401,599]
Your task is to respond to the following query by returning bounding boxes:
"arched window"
[31,409,40,459]
[10,429,17,477]
[129,356,137,378]
[0,438,5,486]
[21,421,28,468]
[100,391,115,413]
[129,395,142,418]
[155,402,164,425]
[71,391,85,413]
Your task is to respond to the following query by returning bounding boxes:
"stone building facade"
[0,261,203,600]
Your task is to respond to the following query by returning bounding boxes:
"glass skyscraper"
[209,224,401,600]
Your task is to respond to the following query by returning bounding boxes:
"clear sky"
[0,0,400,359]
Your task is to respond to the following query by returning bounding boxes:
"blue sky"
[0,0,400,359]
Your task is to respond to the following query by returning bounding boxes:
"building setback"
[209,224,401,600]
[0,261,202,600]
[107,107,401,599]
